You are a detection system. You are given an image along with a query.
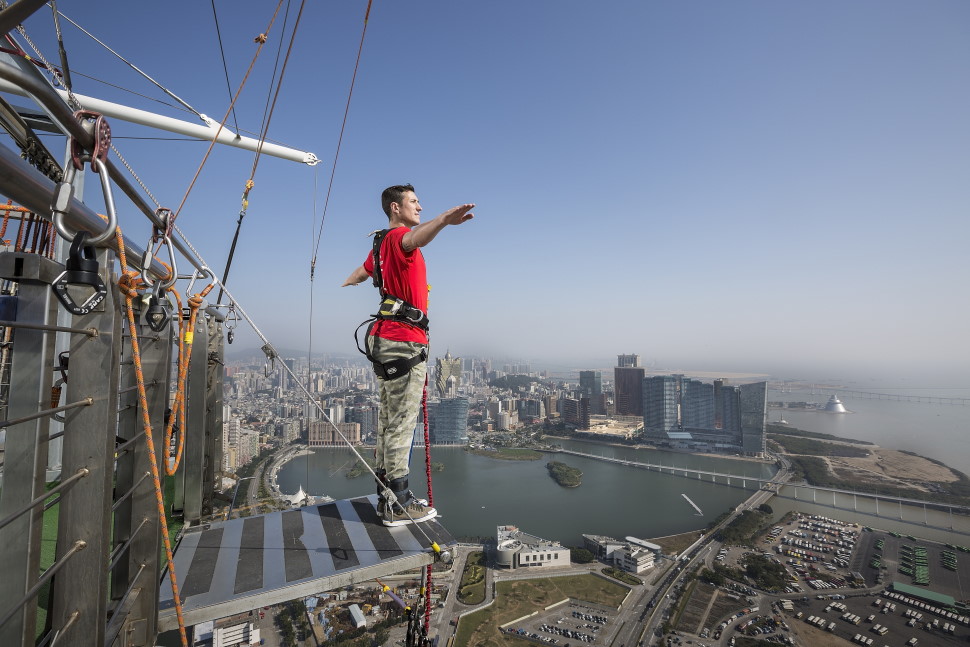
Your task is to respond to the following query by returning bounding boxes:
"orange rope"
[112,226,189,647]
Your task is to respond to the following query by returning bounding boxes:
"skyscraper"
[682,378,715,429]
[434,350,462,397]
[617,353,640,368]
[643,375,680,433]
[562,397,590,430]
[427,397,470,444]
[579,371,604,415]
[739,381,767,456]
[614,366,645,416]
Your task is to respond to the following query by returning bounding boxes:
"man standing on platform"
[343,184,474,526]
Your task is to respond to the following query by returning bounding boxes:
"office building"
[739,381,767,456]
[642,375,679,434]
[640,375,766,455]
[579,370,604,415]
[561,397,590,430]
[614,366,645,416]
[496,525,570,570]
[427,397,469,445]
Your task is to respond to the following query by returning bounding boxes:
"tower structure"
[435,350,462,397]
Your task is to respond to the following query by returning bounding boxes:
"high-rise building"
[562,397,590,430]
[682,378,715,429]
[739,381,767,455]
[614,366,645,416]
[434,351,462,397]
[643,375,680,433]
[427,397,469,445]
[579,371,604,415]
[617,353,640,368]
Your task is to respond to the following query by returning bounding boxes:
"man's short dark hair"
[381,184,415,218]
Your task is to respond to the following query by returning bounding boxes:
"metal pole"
[110,292,168,645]
[0,251,60,647]
[50,248,121,646]
[204,315,225,518]
[179,308,208,523]
[0,77,319,165]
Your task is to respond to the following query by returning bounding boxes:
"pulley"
[145,282,169,332]
[52,231,107,315]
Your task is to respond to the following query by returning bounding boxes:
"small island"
[546,461,583,488]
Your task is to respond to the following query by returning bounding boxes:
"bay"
[769,386,970,474]
[276,442,776,547]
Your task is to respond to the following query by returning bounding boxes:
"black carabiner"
[52,231,108,315]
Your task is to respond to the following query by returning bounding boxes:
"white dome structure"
[823,395,847,413]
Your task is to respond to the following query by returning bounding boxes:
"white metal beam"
[0,78,319,165]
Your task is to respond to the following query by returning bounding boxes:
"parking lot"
[501,600,620,646]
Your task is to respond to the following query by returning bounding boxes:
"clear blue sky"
[16,1,970,384]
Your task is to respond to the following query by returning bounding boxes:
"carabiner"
[141,208,178,290]
[53,113,116,246]
[185,266,213,296]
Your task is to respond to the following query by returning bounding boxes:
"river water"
[277,389,970,547]
[276,441,775,547]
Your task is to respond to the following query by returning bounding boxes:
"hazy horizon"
[19,2,968,393]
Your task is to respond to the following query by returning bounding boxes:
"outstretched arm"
[402,203,475,252]
[342,265,370,287]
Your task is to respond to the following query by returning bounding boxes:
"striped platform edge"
[158,494,455,631]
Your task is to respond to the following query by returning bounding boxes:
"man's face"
[392,191,422,227]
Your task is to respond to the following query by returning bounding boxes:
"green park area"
[455,574,629,647]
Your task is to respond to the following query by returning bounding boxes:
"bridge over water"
[548,448,970,530]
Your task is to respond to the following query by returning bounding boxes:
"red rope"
[422,376,433,507]
[421,375,433,633]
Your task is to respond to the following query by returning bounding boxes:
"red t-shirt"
[363,227,429,344]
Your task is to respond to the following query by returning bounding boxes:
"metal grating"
[158,495,455,631]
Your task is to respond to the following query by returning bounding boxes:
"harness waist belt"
[373,348,428,380]
[376,296,429,331]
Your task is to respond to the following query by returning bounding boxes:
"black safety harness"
[355,229,429,380]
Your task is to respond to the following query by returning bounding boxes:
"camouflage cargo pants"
[368,337,428,481]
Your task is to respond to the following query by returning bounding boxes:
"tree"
[570,547,595,563]
[758,503,773,514]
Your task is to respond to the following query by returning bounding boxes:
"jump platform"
[158,495,455,631]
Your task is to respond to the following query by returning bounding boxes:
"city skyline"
[22,2,968,389]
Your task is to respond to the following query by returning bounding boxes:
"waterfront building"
[643,375,680,434]
[496,525,570,570]
[434,351,462,398]
[562,397,590,430]
[427,397,469,445]
[614,366,646,416]
[579,370,604,415]
[308,421,362,446]
[640,375,766,455]
[739,381,767,456]
[582,534,656,574]
[613,545,655,574]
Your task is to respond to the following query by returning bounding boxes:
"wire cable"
[52,8,205,121]
[309,0,374,272]
[208,0,240,134]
